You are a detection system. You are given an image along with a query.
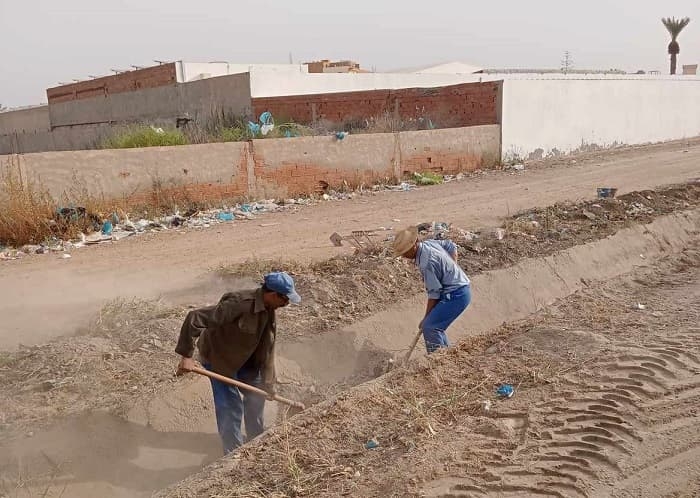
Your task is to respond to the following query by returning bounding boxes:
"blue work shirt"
[415,239,471,300]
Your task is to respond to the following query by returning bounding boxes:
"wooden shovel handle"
[189,366,305,410]
[404,328,424,363]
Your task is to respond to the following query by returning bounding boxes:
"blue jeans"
[421,285,471,353]
[203,363,266,454]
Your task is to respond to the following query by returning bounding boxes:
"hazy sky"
[1,0,698,107]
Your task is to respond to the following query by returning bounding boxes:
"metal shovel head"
[330,232,344,247]
[275,402,305,422]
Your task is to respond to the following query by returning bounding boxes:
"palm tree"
[661,17,691,75]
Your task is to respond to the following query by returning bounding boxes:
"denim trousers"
[421,285,471,353]
[203,363,265,454]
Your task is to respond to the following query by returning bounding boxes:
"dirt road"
[1,141,699,349]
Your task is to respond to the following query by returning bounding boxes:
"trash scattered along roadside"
[1,173,470,261]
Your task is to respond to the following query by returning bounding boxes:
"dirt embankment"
[159,243,700,498]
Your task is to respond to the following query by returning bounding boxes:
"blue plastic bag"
[496,384,514,398]
[247,122,261,136]
[259,111,273,125]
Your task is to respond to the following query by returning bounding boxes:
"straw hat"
[393,226,419,256]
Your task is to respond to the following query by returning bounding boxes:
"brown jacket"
[175,287,276,388]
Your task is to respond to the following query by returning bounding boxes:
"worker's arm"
[438,239,458,261]
[175,297,242,374]
[261,344,277,396]
[421,298,439,329]
[420,262,443,329]
[257,317,278,395]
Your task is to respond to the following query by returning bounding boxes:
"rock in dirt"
[582,209,597,220]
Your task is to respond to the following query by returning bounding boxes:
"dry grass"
[0,161,242,247]
[0,159,56,246]
[0,162,129,247]
[101,126,188,149]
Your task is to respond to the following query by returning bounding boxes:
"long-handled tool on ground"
[188,366,306,412]
[388,328,424,371]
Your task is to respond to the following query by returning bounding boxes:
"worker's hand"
[176,356,196,376]
[262,383,277,400]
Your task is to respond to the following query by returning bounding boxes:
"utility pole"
[561,51,574,74]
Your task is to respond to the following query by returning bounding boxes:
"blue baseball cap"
[264,272,301,304]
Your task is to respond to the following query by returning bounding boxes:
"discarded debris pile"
[0,174,440,260]
[220,254,419,339]
[441,182,700,273]
[0,200,299,260]
[0,299,187,434]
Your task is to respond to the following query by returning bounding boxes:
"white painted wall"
[179,62,307,82]
[249,70,700,99]
[249,71,486,97]
[500,77,700,160]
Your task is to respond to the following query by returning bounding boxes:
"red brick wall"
[119,145,249,208]
[46,64,177,104]
[253,161,396,197]
[401,151,485,176]
[251,81,501,128]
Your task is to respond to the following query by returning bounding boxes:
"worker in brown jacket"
[175,271,300,454]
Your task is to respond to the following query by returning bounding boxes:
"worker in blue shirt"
[393,225,471,353]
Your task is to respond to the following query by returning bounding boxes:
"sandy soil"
[3,184,696,440]
[1,140,699,349]
[159,244,700,498]
[0,206,696,496]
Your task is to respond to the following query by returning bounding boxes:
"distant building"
[394,62,484,74]
[683,64,698,75]
[479,68,627,75]
[304,60,364,73]
[391,61,627,76]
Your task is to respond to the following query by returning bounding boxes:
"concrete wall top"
[46,64,178,104]
[179,72,252,120]
[9,142,248,199]
[0,106,50,134]
[48,72,252,128]
[48,85,180,127]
